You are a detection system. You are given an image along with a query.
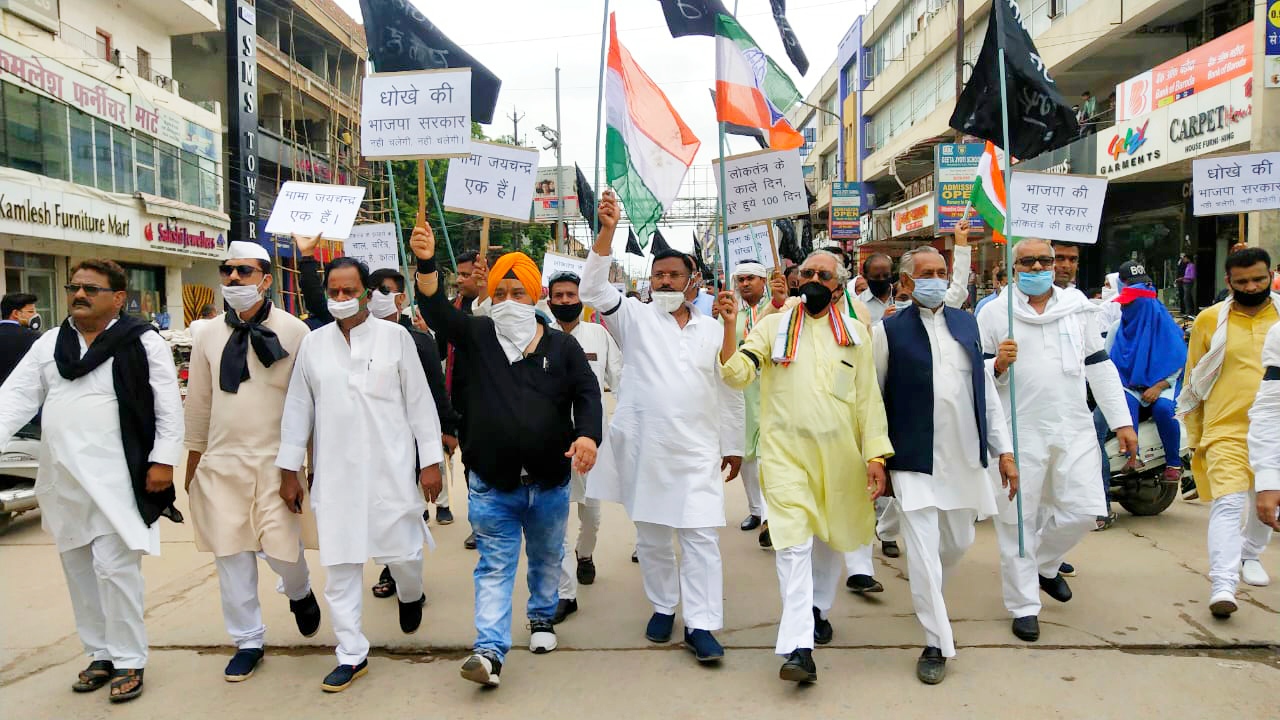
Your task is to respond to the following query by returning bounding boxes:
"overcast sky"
[332,0,870,261]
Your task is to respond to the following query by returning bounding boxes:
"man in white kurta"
[977,239,1135,643]
[1250,323,1280,530]
[0,259,182,702]
[581,192,745,663]
[276,258,443,692]
[184,242,319,681]
[546,271,623,622]
[873,246,1016,684]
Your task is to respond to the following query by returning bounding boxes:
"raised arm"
[293,233,331,324]
[410,222,473,350]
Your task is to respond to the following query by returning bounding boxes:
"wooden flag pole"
[765,222,782,273]
[479,216,491,261]
[417,160,427,222]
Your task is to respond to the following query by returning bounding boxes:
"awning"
[139,194,230,230]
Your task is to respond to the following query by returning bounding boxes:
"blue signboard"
[934,143,985,232]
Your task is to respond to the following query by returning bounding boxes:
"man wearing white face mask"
[277,256,444,693]
[184,241,320,682]
[580,191,745,666]
[874,245,1018,684]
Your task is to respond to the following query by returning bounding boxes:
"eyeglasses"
[378,285,399,295]
[326,288,368,300]
[219,263,261,277]
[798,268,836,282]
[65,283,111,296]
[650,271,689,283]
[1015,256,1056,270]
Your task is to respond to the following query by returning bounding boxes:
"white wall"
[59,0,175,78]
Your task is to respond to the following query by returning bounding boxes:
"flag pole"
[994,3,1025,558]
[592,2,612,238]
[717,124,731,292]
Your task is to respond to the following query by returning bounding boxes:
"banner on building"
[1115,23,1253,121]
[532,166,579,222]
[830,182,861,241]
[934,143,986,232]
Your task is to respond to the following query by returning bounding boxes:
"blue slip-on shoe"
[645,612,675,643]
[320,659,368,693]
[684,628,724,663]
[224,648,264,682]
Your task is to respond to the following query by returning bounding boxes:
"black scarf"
[220,300,289,393]
[53,314,181,527]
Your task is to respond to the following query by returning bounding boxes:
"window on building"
[111,126,133,194]
[69,109,95,186]
[180,149,201,207]
[135,136,156,195]
[95,29,112,63]
[157,142,179,200]
[824,96,839,126]
[93,119,113,192]
[41,96,69,181]
[4,84,41,175]
[136,47,151,80]
[199,156,219,210]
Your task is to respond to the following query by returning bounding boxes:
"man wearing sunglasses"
[276,256,444,693]
[0,259,184,702]
[184,242,320,683]
[718,249,889,684]
[580,191,745,666]
[976,239,1136,643]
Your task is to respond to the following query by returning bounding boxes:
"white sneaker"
[1241,559,1270,587]
[529,620,557,654]
[1209,591,1238,618]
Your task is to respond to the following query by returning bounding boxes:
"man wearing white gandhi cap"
[184,239,321,682]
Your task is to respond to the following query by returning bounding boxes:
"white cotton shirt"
[0,321,184,554]
[872,305,1010,517]
[859,245,973,324]
[1248,323,1280,492]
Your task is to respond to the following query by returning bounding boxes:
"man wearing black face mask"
[546,271,622,623]
[858,253,897,322]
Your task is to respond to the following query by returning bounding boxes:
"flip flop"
[108,668,143,703]
[72,660,114,692]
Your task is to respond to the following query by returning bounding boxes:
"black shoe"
[1059,562,1076,577]
[1012,615,1040,642]
[289,591,322,638]
[371,566,396,599]
[683,629,724,663]
[399,593,426,634]
[460,651,502,687]
[645,612,675,643]
[779,648,817,683]
[845,574,884,594]
[916,647,946,685]
[576,555,596,585]
[464,532,477,550]
[436,506,454,525]
[631,549,638,563]
[881,540,901,558]
[759,523,772,549]
[552,598,578,625]
[1038,573,1073,603]
[812,607,833,645]
[320,659,368,692]
[1181,474,1199,500]
[740,514,761,531]
[224,648,264,682]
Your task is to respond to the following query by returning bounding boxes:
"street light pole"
[555,65,564,254]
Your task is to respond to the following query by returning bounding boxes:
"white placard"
[444,141,539,223]
[345,223,400,272]
[361,69,472,159]
[1192,151,1280,217]
[541,251,588,288]
[724,224,775,272]
[1007,171,1108,245]
[712,148,808,226]
[264,181,366,241]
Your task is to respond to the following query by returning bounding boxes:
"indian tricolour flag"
[714,13,803,150]
[971,141,1008,244]
[605,14,700,243]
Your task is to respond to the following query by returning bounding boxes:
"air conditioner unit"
[153,74,171,90]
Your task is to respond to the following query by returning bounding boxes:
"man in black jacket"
[412,222,601,689]
[1,292,40,385]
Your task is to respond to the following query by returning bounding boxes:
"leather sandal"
[72,660,114,692]
[108,668,144,703]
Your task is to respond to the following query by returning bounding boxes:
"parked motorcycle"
[1101,418,1187,517]
[0,423,39,533]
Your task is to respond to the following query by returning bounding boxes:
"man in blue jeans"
[1094,261,1188,528]
[413,223,602,689]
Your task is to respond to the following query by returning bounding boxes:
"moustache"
[72,300,92,307]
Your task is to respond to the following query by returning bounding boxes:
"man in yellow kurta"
[1178,247,1279,619]
[718,249,892,685]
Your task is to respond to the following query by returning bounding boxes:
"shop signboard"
[890,194,934,237]
[934,143,985,232]
[532,166,578,222]
[1265,1,1280,87]
[1115,23,1253,121]
[830,182,861,241]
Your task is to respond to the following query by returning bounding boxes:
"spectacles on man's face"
[1015,256,1056,270]
[326,287,367,300]
[65,283,111,297]
[219,263,261,278]
[378,284,399,295]
[798,268,836,282]
[650,271,689,283]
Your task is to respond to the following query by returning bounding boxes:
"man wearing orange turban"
[487,252,542,302]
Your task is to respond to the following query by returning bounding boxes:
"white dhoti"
[634,521,722,631]
[898,507,977,657]
[558,497,602,601]
[774,536,843,655]
[1208,489,1273,596]
[324,547,424,666]
[214,546,312,649]
[60,533,147,669]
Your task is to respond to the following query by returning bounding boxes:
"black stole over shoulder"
[220,300,288,393]
[53,314,181,527]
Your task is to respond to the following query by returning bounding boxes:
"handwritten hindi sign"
[725,224,775,271]
[345,223,400,272]
[540,251,587,288]
[1192,151,1280,216]
[712,148,808,226]
[1007,171,1108,245]
[361,69,472,159]
[443,141,539,223]
[264,182,366,240]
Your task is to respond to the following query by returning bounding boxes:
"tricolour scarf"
[771,305,856,366]
[220,300,288,393]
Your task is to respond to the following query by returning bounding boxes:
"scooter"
[0,424,40,533]
[1102,417,1187,517]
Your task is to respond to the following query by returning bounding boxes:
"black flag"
[358,0,502,124]
[948,0,1078,159]
[575,164,596,227]
[626,229,645,257]
[657,0,730,37]
[768,1,809,76]
[651,228,673,255]
[708,90,767,149]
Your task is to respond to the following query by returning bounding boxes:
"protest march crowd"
[1,188,1278,702]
